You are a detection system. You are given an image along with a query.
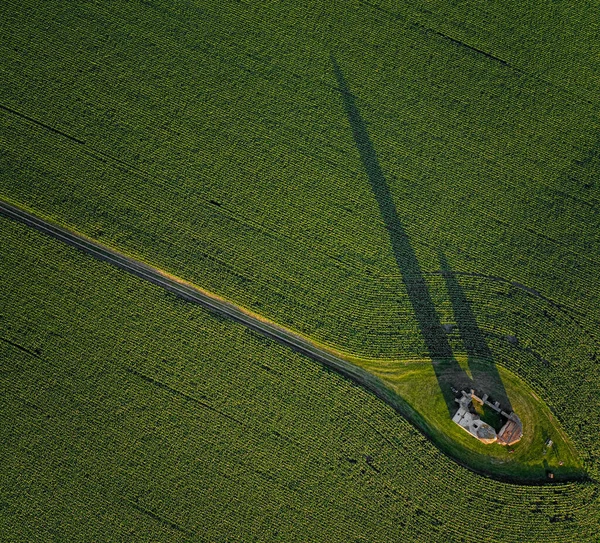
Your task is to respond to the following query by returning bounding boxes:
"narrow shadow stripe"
[331,55,452,359]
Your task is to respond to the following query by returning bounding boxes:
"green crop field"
[1,216,599,542]
[1,0,600,540]
[2,0,599,359]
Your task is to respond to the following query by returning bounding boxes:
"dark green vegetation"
[2,0,599,359]
[1,0,600,539]
[0,199,585,481]
[472,398,504,431]
[1,217,599,542]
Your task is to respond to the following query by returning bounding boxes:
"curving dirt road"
[0,199,403,413]
[3,198,588,483]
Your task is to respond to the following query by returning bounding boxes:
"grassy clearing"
[366,358,584,482]
[472,401,503,430]
[1,216,600,542]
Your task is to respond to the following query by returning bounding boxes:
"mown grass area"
[1,216,600,542]
[370,359,584,482]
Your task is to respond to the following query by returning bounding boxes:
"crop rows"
[1,0,599,362]
[2,216,600,542]
[1,0,600,539]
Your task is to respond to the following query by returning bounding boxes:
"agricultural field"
[1,216,600,542]
[1,0,600,540]
[1,0,599,360]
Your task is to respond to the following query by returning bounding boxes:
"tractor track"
[1,198,591,484]
[0,198,401,412]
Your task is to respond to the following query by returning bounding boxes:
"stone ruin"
[452,390,523,446]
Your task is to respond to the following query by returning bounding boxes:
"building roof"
[497,416,523,446]
[452,392,497,444]
[452,390,523,446]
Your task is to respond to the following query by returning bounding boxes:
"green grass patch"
[362,357,585,482]
[472,401,503,431]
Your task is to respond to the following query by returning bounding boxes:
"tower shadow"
[439,251,512,410]
[331,55,509,415]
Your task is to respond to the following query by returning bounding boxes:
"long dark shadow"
[439,251,512,410]
[331,55,470,413]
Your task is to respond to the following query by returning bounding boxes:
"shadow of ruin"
[332,55,523,447]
